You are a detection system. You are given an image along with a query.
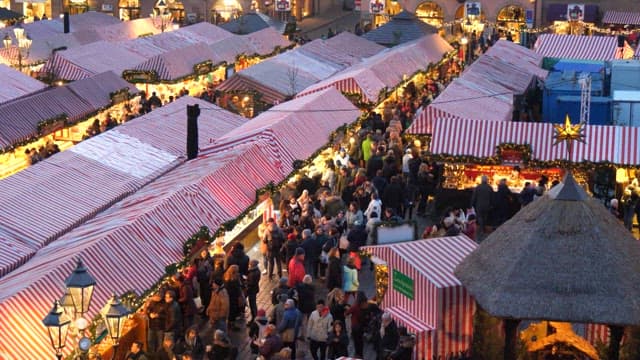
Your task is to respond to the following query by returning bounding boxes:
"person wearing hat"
[206,279,229,332]
[402,147,413,182]
[288,247,306,288]
[249,309,269,354]
[307,299,333,360]
[246,259,261,325]
[277,299,303,360]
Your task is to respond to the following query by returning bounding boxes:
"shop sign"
[122,70,158,83]
[370,0,384,14]
[525,9,534,29]
[276,0,290,12]
[500,149,525,165]
[464,2,481,18]
[392,269,414,300]
[194,61,213,75]
[101,4,113,11]
[567,4,584,21]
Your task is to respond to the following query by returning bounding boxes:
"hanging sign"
[392,269,414,300]
[464,2,481,18]
[567,4,584,21]
[276,0,290,12]
[369,0,385,14]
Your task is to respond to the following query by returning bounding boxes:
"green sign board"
[392,269,414,300]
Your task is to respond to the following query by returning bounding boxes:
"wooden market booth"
[362,235,477,360]
[533,34,635,61]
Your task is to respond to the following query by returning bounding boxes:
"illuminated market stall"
[0,88,360,359]
[361,236,477,360]
[217,31,384,116]
[0,71,138,179]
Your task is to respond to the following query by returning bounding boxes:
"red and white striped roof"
[297,34,452,102]
[363,236,477,288]
[0,91,346,358]
[602,11,640,26]
[407,42,547,135]
[429,117,640,165]
[0,64,46,104]
[534,34,632,61]
[0,97,245,279]
[204,88,360,173]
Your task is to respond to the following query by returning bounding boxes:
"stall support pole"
[503,318,520,360]
[608,325,624,360]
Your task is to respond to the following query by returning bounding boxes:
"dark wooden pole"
[608,325,624,360]
[504,318,520,360]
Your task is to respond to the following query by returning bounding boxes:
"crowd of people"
[24,140,60,165]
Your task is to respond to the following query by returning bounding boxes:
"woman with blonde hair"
[223,265,244,330]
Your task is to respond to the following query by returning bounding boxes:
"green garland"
[36,114,68,135]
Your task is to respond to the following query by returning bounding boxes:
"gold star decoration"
[553,114,586,147]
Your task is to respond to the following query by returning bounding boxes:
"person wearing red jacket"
[287,247,306,288]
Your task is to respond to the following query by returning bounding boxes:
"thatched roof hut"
[455,173,640,358]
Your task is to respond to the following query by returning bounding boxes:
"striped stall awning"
[217,72,286,105]
[534,34,631,61]
[430,117,640,165]
[602,11,640,26]
[42,51,93,81]
[297,76,370,102]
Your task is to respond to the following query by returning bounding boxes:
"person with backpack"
[277,299,303,360]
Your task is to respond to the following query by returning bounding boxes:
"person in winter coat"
[270,293,288,326]
[284,232,300,265]
[379,312,400,359]
[364,193,382,221]
[327,320,349,359]
[295,274,316,338]
[307,300,333,360]
[125,341,149,360]
[154,337,175,360]
[327,288,347,325]
[342,257,359,301]
[207,279,229,332]
[164,290,183,342]
[175,274,196,332]
[345,201,364,231]
[194,250,212,318]
[388,327,415,360]
[277,299,303,360]
[246,259,261,324]
[271,277,291,305]
[145,291,166,353]
[174,326,205,360]
[470,175,494,233]
[226,242,250,276]
[288,247,306,288]
[326,248,343,291]
[382,176,405,216]
[249,309,269,354]
[258,324,283,360]
[205,329,236,360]
[223,264,244,331]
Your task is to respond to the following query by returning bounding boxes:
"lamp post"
[151,0,172,32]
[64,258,96,317]
[42,301,72,360]
[103,295,131,360]
[460,36,469,65]
[3,27,31,73]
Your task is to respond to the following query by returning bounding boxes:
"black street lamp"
[103,295,131,360]
[64,258,96,316]
[42,301,71,360]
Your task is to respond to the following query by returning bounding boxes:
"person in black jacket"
[164,290,182,341]
[246,259,261,325]
[388,327,415,360]
[295,275,316,338]
[226,242,250,276]
[174,326,205,359]
[379,312,399,359]
[326,248,342,291]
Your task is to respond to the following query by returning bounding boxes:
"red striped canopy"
[534,34,633,61]
[0,97,246,279]
[429,117,640,165]
[602,11,640,25]
[203,87,361,174]
[297,34,453,103]
[362,236,477,360]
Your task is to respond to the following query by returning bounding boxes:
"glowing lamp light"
[103,295,130,344]
[42,301,71,360]
[414,139,422,148]
[64,258,96,316]
[460,36,468,45]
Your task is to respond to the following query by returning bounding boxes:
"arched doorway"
[497,5,525,41]
[415,1,444,27]
[119,0,141,20]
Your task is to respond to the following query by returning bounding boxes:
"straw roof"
[455,173,640,326]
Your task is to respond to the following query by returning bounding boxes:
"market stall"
[0,71,138,179]
[0,63,46,103]
[361,235,477,360]
[407,40,547,135]
[533,34,635,61]
[0,88,360,360]
[602,10,640,30]
[362,10,438,47]
[0,96,247,278]
[296,33,452,106]
[217,31,384,116]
